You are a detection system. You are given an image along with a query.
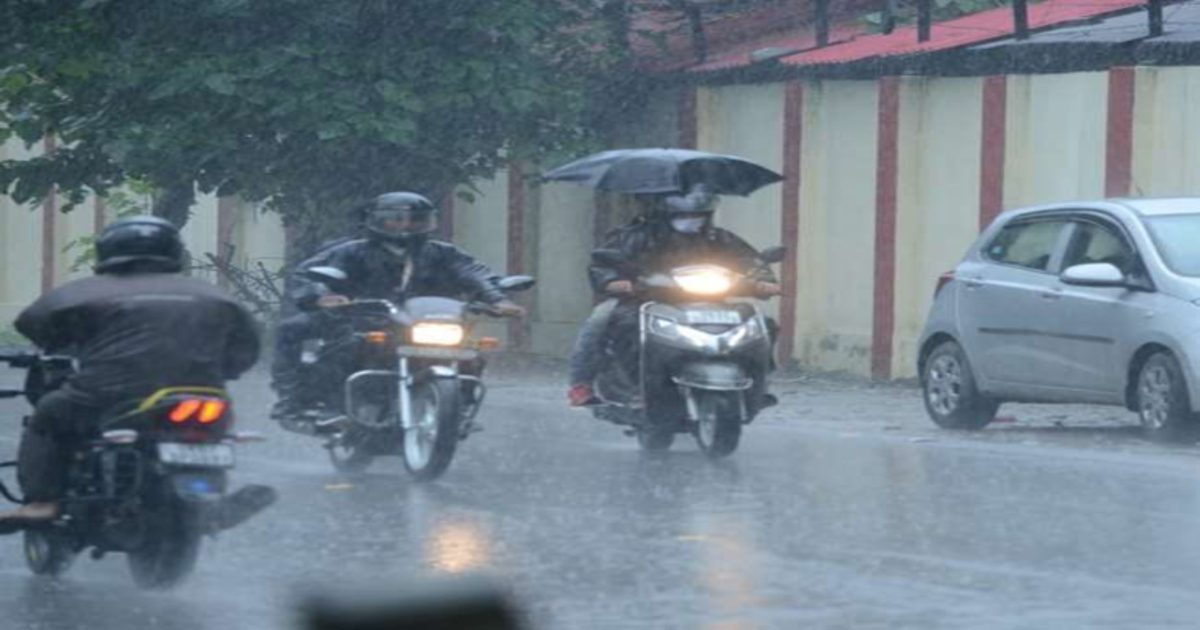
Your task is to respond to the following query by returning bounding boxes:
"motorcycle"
[281,268,535,481]
[590,246,786,457]
[0,352,276,589]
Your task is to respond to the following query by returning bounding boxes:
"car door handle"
[963,276,984,289]
[1040,289,1063,301]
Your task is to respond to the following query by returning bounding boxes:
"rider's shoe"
[568,383,600,407]
[0,502,59,535]
[760,393,779,409]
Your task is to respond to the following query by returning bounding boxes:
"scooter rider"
[271,191,524,420]
[566,185,782,406]
[0,216,261,531]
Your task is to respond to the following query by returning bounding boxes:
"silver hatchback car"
[918,198,1200,441]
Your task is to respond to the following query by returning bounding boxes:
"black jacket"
[15,273,260,404]
[589,219,776,294]
[289,238,506,310]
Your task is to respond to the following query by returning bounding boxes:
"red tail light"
[198,400,227,424]
[934,270,955,298]
[168,398,227,424]
[169,399,203,423]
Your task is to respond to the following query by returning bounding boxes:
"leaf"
[204,73,237,96]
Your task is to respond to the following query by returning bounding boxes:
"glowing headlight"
[411,322,466,346]
[672,266,734,295]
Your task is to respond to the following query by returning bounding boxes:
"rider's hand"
[754,282,783,298]
[494,301,526,318]
[606,280,634,295]
[317,294,351,308]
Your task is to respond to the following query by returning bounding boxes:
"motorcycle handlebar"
[0,352,37,368]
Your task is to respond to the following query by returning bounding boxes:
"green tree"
[0,0,619,242]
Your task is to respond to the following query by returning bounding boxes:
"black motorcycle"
[282,268,535,481]
[591,246,786,457]
[0,352,276,589]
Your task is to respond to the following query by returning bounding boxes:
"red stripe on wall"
[1105,67,1136,198]
[507,165,528,349]
[979,75,1007,229]
[678,86,698,149]
[41,136,58,292]
[778,81,804,367]
[872,77,900,381]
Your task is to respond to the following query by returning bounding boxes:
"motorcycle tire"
[636,427,675,452]
[402,378,462,482]
[24,527,75,578]
[127,498,202,590]
[692,390,742,458]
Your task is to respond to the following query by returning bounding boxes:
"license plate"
[397,346,479,361]
[158,443,235,468]
[686,310,741,325]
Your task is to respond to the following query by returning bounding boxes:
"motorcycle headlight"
[411,322,466,347]
[672,266,734,296]
[648,315,681,340]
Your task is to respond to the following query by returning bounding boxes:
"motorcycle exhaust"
[216,484,278,532]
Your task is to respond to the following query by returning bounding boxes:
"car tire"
[922,340,999,430]
[1136,352,1198,442]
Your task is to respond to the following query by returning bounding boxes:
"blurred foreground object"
[304,577,527,630]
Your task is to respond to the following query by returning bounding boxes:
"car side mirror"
[591,248,624,268]
[759,246,787,264]
[496,275,536,293]
[1061,263,1127,287]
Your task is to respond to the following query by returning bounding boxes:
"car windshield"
[1145,213,1200,276]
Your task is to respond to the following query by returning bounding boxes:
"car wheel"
[922,340,999,430]
[1136,352,1197,442]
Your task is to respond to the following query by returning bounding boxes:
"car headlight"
[672,266,734,296]
[411,322,466,346]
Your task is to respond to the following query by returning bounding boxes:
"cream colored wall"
[0,140,43,328]
[1004,72,1108,208]
[893,77,985,378]
[453,174,512,342]
[795,80,880,376]
[229,201,287,276]
[530,181,595,356]
[1131,66,1200,196]
[696,83,786,320]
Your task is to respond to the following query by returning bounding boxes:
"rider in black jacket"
[567,186,781,406]
[0,216,260,530]
[271,192,523,420]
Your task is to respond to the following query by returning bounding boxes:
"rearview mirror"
[759,246,787,264]
[496,275,536,293]
[591,248,624,268]
[1061,263,1126,288]
[304,266,349,284]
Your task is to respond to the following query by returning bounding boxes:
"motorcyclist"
[566,185,782,406]
[270,191,524,420]
[0,216,261,530]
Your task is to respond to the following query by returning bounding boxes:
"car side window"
[1062,221,1135,273]
[984,220,1067,271]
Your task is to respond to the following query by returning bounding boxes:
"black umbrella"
[541,148,783,196]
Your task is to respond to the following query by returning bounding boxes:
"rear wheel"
[922,341,998,430]
[127,499,202,590]
[402,379,462,482]
[692,390,742,458]
[24,528,75,578]
[1136,352,1197,442]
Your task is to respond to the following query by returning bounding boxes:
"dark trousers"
[17,390,102,503]
[271,312,327,401]
[568,299,618,385]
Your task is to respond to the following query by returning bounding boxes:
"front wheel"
[402,379,462,482]
[922,341,998,430]
[127,498,202,590]
[636,426,675,452]
[692,390,742,458]
[24,528,75,578]
[1136,352,1198,442]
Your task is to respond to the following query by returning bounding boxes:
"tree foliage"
[0,0,621,235]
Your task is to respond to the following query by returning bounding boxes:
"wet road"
[2,371,1200,629]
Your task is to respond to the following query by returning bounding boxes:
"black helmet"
[365,192,439,245]
[94,216,184,274]
[662,185,719,234]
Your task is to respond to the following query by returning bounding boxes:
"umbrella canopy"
[541,148,783,196]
